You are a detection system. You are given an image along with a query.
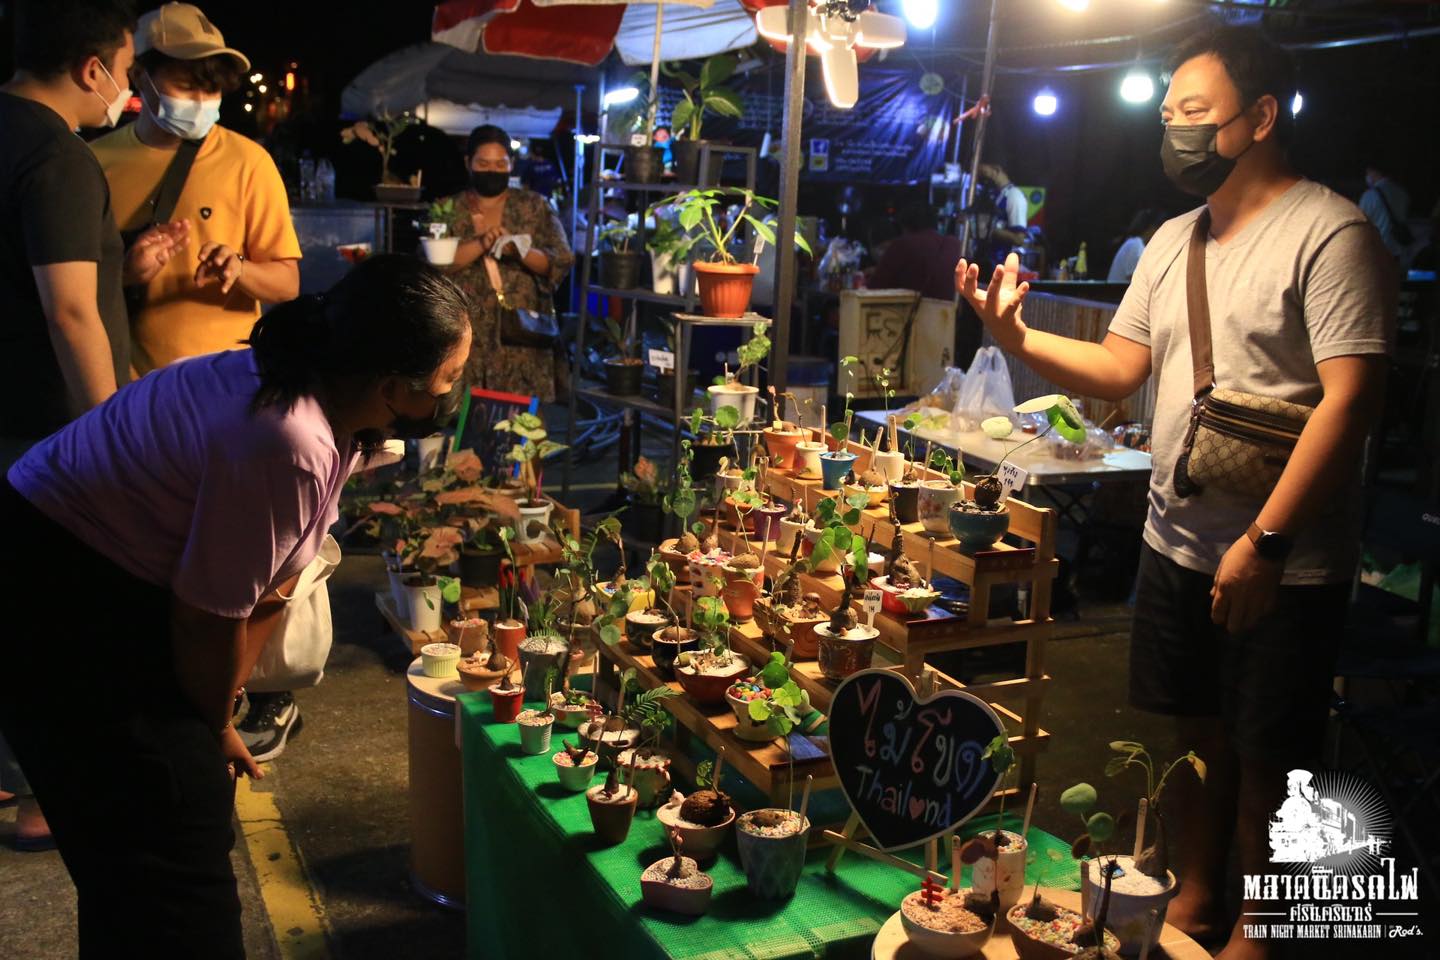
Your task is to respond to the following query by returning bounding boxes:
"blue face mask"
[144,76,221,141]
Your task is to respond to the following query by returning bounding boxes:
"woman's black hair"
[466,124,513,160]
[246,255,470,418]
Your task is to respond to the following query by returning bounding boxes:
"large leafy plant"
[494,411,567,502]
[661,188,811,266]
[664,54,743,142]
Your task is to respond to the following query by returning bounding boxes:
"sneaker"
[237,692,303,762]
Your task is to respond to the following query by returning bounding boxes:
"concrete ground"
[0,416,1187,959]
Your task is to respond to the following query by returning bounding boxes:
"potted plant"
[1067,744,1205,956]
[775,501,808,557]
[516,671,557,755]
[664,54,743,185]
[586,762,640,845]
[674,597,748,704]
[487,666,524,723]
[708,320,769,422]
[493,411,566,544]
[599,314,645,396]
[809,518,880,680]
[456,522,503,588]
[420,641,461,678]
[819,385,858,491]
[518,596,569,700]
[340,111,421,202]
[889,446,924,525]
[958,735,1029,912]
[919,447,965,537]
[605,70,663,183]
[419,196,464,265]
[597,220,643,290]
[899,875,994,959]
[801,493,866,576]
[952,395,1086,554]
[457,636,511,692]
[870,375,906,482]
[871,528,940,617]
[493,528,527,662]
[1006,887,1121,960]
[641,828,715,916]
[617,671,679,808]
[657,756,736,861]
[664,188,810,319]
[762,389,807,469]
[618,554,676,651]
[726,651,809,742]
[647,215,694,297]
[552,738,600,792]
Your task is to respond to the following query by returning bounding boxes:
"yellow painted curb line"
[235,769,332,960]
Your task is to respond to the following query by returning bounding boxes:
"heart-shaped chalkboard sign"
[828,669,1004,851]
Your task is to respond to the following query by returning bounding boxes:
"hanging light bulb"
[1033,88,1059,117]
[902,0,938,30]
[1120,70,1154,104]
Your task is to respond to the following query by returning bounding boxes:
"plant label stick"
[950,834,962,892]
[1021,782,1038,839]
[998,462,1028,504]
[1133,797,1148,860]
[863,588,882,628]
[887,414,899,454]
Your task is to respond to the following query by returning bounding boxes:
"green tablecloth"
[459,693,1079,960]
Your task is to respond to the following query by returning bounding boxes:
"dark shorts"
[1129,543,1347,762]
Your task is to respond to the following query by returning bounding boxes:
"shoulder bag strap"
[1185,208,1215,398]
[151,135,203,226]
[481,253,511,309]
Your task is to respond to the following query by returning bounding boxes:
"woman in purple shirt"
[0,255,471,957]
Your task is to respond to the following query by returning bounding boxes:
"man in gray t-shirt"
[957,27,1393,959]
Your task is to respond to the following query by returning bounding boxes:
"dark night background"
[1,0,1436,267]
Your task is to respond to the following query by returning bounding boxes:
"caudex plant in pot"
[647,216,693,297]
[809,508,880,680]
[516,667,559,755]
[727,650,809,743]
[952,394,1087,554]
[657,755,734,865]
[763,536,827,658]
[871,520,940,616]
[621,456,665,537]
[708,321,769,424]
[617,668,680,809]
[1060,744,1206,957]
[494,411,567,543]
[492,527,526,662]
[957,735,1026,917]
[819,372,859,490]
[666,188,811,319]
[597,220,643,291]
[674,596,748,705]
[761,388,806,469]
[918,446,965,537]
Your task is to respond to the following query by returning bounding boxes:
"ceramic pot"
[548,692,597,729]
[708,382,759,424]
[578,720,642,766]
[516,709,555,755]
[814,622,879,680]
[650,250,680,296]
[819,451,858,491]
[778,611,826,660]
[694,261,758,319]
[552,749,599,792]
[420,237,459,265]
[970,831,1029,911]
[515,500,553,543]
[725,687,777,741]
[948,503,1011,555]
[776,517,804,556]
[650,627,699,676]
[918,481,959,535]
[675,657,749,705]
[420,642,461,678]
[793,441,826,479]
[586,783,639,845]
[1007,903,1120,960]
[493,619,525,663]
[518,634,569,700]
[843,483,886,509]
[762,428,804,469]
[802,524,841,574]
[872,449,906,483]
[488,684,524,723]
[624,143,664,183]
[616,748,674,808]
[456,656,507,691]
[900,888,994,958]
[870,575,911,616]
[603,357,645,395]
[624,610,670,649]
[403,576,442,633]
[889,481,921,524]
[416,434,446,473]
[735,810,810,899]
[721,578,760,621]
[641,856,714,915]
[657,796,735,861]
[751,502,789,542]
[1080,855,1177,956]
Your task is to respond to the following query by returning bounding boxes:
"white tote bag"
[248,535,341,692]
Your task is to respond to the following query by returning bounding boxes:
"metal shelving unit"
[562,143,760,500]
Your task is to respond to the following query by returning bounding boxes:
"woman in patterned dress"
[442,125,574,401]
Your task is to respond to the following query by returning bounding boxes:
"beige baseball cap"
[135,2,251,72]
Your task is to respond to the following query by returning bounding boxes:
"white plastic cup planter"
[420,236,459,265]
[1079,855,1177,956]
[516,709,555,755]
[403,576,442,633]
[970,830,1028,910]
[707,383,759,424]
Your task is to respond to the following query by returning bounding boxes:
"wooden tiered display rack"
[595,432,1058,803]
[376,498,581,656]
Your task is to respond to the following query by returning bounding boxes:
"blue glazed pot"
[818,452,857,491]
[947,503,1011,555]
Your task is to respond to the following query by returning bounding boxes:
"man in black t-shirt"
[0,0,188,445]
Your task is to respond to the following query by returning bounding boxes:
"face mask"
[144,76,220,141]
[1160,107,1254,197]
[385,381,464,440]
[92,61,131,129]
[470,171,509,197]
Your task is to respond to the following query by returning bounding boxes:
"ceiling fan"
[754,0,907,108]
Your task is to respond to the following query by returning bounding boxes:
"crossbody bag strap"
[151,135,203,226]
[1185,208,1216,398]
[481,253,511,309]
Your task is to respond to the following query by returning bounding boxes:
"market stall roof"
[431,0,757,67]
[341,41,594,120]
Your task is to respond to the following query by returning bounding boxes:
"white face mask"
[93,60,131,128]
[144,75,220,141]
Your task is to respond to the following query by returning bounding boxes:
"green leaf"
[438,576,461,604]
[829,422,848,443]
[851,540,867,578]
[743,215,777,247]
[767,712,795,737]
[1047,404,1088,444]
[808,540,832,571]
[982,734,1016,774]
[700,54,737,89]
[772,681,804,708]
[714,404,741,430]
[1110,740,1145,753]
[600,623,622,646]
[846,492,870,511]
[1104,756,1131,778]
[1086,812,1116,844]
[677,195,702,231]
[759,657,789,689]
[691,521,706,537]
[748,698,772,722]
[1060,782,1098,816]
[840,355,859,366]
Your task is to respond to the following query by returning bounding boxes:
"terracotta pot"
[694,261,759,318]
[641,857,714,915]
[900,889,994,957]
[456,656,507,692]
[552,749,599,792]
[721,578,760,621]
[494,619,526,662]
[445,617,488,655]
[487,684,524,723]
[586,783,639,844]
[722,561,764,588]
[675,657,749,705]
[762,428,804,469]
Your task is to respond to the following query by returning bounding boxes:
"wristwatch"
[1247,522,1293,563]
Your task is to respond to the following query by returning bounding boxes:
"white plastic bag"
[248,534,341,692]
[953,346,1017,430]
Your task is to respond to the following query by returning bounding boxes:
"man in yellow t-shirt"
[91,2,300,376]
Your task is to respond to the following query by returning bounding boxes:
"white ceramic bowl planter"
[420,237,459,265]
[515,500,553,544]
[403,575,442,633]
[708,382,759,424]
[917,480,960,535]
[419,642,461,678]
[1079,855,1176,956]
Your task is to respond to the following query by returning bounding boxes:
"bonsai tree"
[1104,742,1206,880]
[494,411,567,505]
[971,394,1087,511]
[664,54,743,142]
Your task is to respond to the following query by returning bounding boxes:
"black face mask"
[1159,108,1254,197]
[386,381,465,440]
[470,171,509,197]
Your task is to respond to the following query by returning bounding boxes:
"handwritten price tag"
[648,348,675,373]
[863,589,883,614]
[998,462,1029,504]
